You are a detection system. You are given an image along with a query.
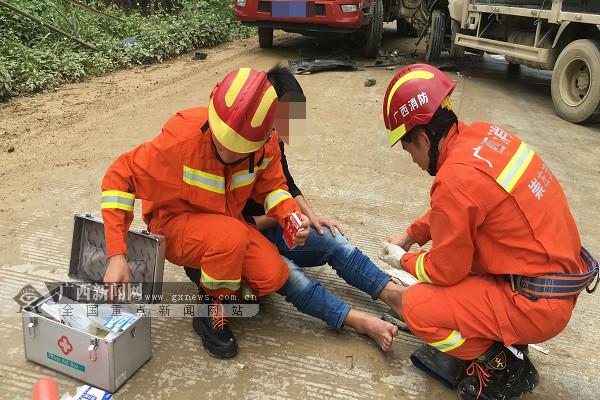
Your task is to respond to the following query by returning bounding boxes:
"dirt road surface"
[1,27,599,399]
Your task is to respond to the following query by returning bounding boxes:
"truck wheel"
[551,39,600,123]
[362,0,383,58]
[258,27,273,48]
[449,19,464,59]
[425,10,445,62]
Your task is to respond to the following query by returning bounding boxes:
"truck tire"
[258,27,273,49]
[425,10,445,62]
[551,39,600,123]
[362,0,383,58]
[449,19,464,60]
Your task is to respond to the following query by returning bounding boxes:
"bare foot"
[345,310,399,352]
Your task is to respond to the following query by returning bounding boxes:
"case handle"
[88,338,98,362]
[27,316,37,338]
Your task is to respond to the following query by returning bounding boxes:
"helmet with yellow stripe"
[209,68,278,154]
[383,64,456,147]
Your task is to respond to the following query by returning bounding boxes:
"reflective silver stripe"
[183,166,225,194]
[415,252,432,283]
[230,157,275,190]
[101,190,135,211]
[101,196,134,207]
[496,142,535,193]
[264,189,292,213]
[231,172,256,190]
[200,270,241,291]
[431,330,466,353]
[183,170,225,189]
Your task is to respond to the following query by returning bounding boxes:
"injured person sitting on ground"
[185,66,406,355]
[377,63,599,400]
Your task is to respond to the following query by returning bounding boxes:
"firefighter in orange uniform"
[100,68,310,359]
[378,64,598,400]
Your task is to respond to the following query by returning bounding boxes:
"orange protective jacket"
[101,107,299,257]
[402,121,585,285]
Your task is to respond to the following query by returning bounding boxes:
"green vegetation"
[0,1,254,100]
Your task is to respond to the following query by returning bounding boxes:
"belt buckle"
[509,274,520,292]
[510,275,535,300]
[586,270,599,294]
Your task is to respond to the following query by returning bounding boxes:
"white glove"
[379,242,407,270]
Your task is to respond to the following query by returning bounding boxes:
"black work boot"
[457,342,539,400]
[192,296,238,359]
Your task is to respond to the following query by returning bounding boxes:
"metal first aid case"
[21,213,166,392]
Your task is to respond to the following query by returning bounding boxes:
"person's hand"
[379,242,407,269]
[294,214,311,246]
[310,215,345,237]
[388,233,416,252]
[103,254,130,301]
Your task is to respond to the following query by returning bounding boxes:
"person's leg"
[239,226,290,298]
[277,256,350,330]
[265,225,394,299]
[401,274,574,360]
[161,213,250,298]
[401,276,497,360]
[183,265,202,290]
[266,225,408,320]
[399,274,574,399]
[277,255,398,351]
[151,213,251,358]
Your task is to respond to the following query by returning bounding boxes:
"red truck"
[234,0,384,57]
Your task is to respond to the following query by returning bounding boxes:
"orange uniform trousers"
[402,274,576,360]
[149,213,289,299]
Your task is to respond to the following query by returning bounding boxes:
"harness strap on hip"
[510,247,599,300]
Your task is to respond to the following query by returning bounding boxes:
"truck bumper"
[235,1,369,31]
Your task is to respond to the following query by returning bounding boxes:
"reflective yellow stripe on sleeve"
[430,330,466,353]
[264,189,292,214]
[200,270,241,291]
[101,190,135,212]
[496,142,535,193]
[415,252,432,283]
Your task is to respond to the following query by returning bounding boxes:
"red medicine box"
[283,212,303,249]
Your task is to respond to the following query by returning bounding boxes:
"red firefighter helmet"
[383,64,456,146]
[209,68,278,153]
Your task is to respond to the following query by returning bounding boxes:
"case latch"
[27,315,37,338]
[88,338,99,362]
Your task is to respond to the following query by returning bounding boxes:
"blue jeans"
[265,225,391,331]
